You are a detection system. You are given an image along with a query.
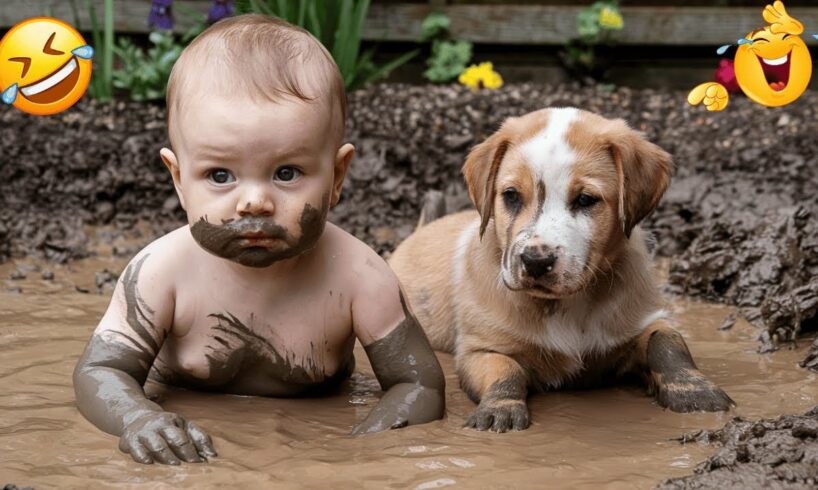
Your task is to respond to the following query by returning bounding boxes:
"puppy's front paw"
[655,369,735,412]
[464,399,530,432]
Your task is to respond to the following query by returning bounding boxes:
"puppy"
[389,107,734,432]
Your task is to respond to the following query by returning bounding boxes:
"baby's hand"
[119,411,217,465]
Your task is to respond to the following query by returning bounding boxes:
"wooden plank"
[364,5,818,45]
[2,2,818,46]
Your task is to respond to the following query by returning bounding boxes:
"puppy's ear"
[607,121,672,238]
[462,133,511,239]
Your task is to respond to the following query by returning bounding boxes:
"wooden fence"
[3,1,818,46]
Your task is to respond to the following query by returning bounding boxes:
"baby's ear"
[160,148,186,211]
[331,143,355,207]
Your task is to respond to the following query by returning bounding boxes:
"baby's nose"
[237,185,275,216]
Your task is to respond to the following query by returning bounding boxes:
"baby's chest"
[162,292,354,393]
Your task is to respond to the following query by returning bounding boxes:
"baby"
[73,14,445,465]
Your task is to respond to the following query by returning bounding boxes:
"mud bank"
[656,407,818,489]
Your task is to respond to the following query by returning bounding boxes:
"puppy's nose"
[521,248,557,279]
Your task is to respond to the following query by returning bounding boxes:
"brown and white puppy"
[389,107,734,432]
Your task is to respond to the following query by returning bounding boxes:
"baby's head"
[160,14,353,268]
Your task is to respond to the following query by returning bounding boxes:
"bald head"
[166,13,346,152]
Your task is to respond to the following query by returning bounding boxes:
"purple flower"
[207,0,233,24]
[148,0,174,30]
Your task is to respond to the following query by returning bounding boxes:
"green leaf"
[423,39,472,82]
[419,12,450,42]
[234,0,252,15]
[354,48,418,90]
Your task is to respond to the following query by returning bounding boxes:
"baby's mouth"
[238,231,282,248]
[758,52,791,91]
[19,57,80,104]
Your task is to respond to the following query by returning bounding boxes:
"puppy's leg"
[637,322,734,412]
[457,351,530,432]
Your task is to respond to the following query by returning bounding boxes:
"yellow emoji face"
[734,26,812,107]
[0,17,94,116]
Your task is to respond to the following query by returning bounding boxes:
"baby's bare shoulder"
[124,226,197,286]
[322,222,395,280]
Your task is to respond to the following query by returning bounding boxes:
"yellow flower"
[458,62,503,91]
[599,7,623,30]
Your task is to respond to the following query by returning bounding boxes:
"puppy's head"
[463,107,671,299]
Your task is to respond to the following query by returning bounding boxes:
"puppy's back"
[389,210,478,352]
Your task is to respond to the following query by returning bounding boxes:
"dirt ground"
[3,83,818,487]
[656,407,818,489]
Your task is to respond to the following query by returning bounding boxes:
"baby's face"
[162,95,351,268]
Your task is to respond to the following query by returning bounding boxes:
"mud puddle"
[1,258,817,489]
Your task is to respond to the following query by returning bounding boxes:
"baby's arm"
[73,251,216,464]
[350,254,445,434]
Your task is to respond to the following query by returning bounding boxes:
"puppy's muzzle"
[520,246,558,279]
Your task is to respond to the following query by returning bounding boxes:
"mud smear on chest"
[154,310,355,397]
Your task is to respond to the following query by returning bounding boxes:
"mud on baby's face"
[163,96,345,267]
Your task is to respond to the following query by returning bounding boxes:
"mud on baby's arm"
[349,253,446,435]
[73,250,216,465]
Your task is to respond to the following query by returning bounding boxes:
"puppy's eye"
[502,188,522,211]
[207,168,235,185]
[275,166,301,182]
[573,193,599,209]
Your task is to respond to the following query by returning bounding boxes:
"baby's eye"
[274,166,301,182]
[207,168,235,185]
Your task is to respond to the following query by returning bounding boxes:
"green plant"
[234,0,417,91]
[71,0,115,102]
[112,8,206,102]
[419,11,449,41]
[112,32,181,101]
[425,40,471,83]
[419,12,472,83]
[562,0,623,83]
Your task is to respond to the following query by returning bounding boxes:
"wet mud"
[2,258,818,488]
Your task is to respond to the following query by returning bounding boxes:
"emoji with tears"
[688,1,813,111]
[0,17,94,116]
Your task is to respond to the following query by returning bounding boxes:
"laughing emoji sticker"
[688,1,812,111]
[0,17,94,116]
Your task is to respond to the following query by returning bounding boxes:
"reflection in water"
[1,257,816,488]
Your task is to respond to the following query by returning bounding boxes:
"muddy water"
[1,257,817,489]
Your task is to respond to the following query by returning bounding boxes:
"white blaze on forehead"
[519,107,591,263]
[520,107,579,182]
